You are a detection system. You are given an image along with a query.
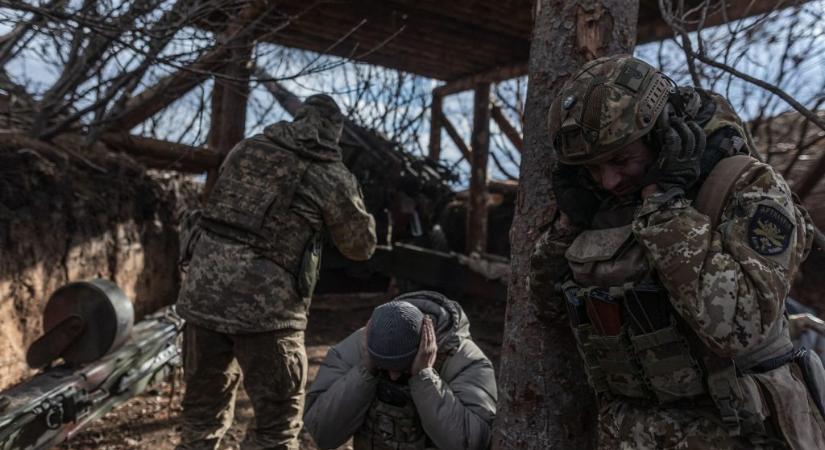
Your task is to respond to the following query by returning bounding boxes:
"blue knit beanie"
[367,301,424,371]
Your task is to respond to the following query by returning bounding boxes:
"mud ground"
[59,292,505,450]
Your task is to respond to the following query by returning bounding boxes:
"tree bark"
[492,2,638,449]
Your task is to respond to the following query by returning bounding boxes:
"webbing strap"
[631,327,682,351]
[643,355,699,378]
[694,154,756,230]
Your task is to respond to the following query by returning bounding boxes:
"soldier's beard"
[611,157,659,199]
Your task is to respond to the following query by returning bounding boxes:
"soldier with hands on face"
[175,94,376,450]
[304,291,497,450]
[531,54,825,449]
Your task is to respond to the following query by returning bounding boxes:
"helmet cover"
[548,55,673,165]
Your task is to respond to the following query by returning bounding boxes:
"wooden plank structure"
[467,83,491,254]
[202,0,784,82]
[112,0,794,254]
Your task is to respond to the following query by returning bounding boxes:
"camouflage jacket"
[633,160,824,447]
[177,114,376,334]
[530,160,823,448]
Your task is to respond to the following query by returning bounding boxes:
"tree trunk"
[492,1,638,449]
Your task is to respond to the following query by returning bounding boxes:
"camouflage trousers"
[597,399,786,450]
[176,324,307,450]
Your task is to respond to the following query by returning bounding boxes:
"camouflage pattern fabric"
[529,160,823,447]
[528,218,581,314]
[176,103,374,450]
[597,400,779,450]
[177,107,376,334]
[547,54,672,165]
[631,160,824,448]
[531,134,823,445]
[177,325,307,450]
[633,161,813,357]
[178,232,310,332]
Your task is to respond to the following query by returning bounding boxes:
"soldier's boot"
[177,324,242,450]
[235,330,307,450]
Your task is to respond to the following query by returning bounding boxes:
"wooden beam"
[216,50,251,153]
[441,114,472,161]
[1,129,217,174]
[207,74,225,150]
[254,66,303,116]
[490,103,523,153]
[101,132,219,173]
[113,0,272,131]
[466,82,490,255]
[265,0,530,81]
[204,39,253,196]
[202,72,226,193]
[428,92,443,161]
[434,63,528,97]
[113,52,224,131]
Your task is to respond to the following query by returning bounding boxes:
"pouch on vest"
[620,285,707,402]
[588,332,649,398]
[356,379,427,450]
[297,233,323,298]
[204,137,308,236]
[565,224,648,287]
[583,288,622,336]
[630,321,706,403]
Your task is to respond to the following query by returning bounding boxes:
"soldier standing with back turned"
[175,94,376,450]
[531,55,825,448]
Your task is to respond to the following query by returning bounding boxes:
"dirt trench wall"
[0,145,197,389]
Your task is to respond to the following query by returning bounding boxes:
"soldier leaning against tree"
[530,54,825,449]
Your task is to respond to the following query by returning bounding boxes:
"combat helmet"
[548,55,673,165]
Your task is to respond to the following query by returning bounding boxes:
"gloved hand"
[552,163,601,228]
[645,103,707,193]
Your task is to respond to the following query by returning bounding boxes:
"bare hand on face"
[361,320,376,373]
[411,316,438,376]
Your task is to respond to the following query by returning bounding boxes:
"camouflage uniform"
[176,96,376,450]
[532,55,825,449]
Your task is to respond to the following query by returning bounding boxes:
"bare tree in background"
[654,1,825,309]
[0,1,433,166]
[1,0,235,139]
[653,0,825,193]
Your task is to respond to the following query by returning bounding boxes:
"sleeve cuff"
[637,188,690,218]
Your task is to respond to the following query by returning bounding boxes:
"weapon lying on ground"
[0,279,183,450]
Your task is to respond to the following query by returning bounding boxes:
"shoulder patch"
[747,204,793,255]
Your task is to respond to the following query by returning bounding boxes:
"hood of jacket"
[391,291,471,354]
[263,108,343,162]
